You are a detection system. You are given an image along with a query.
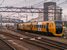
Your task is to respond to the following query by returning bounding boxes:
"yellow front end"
[49,21,64,37]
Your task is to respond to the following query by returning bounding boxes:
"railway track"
[1,30,67,50]
[14,31,67,49]
[15,30,67,49]
[0,38,15,50]
[15,30,67,50]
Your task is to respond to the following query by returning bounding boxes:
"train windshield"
[55,21,63,34]
[55,21,62,25]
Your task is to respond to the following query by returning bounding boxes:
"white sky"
[0,0,67,21]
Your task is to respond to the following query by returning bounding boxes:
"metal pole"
[0,14,2,31]
[25,14,28,22]
[26,15,27,22]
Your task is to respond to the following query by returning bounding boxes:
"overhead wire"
[58,0,67,5]
[31,0,58,7]
[0,0,5,6]
[32,0,67,7]
[32,0,46,7]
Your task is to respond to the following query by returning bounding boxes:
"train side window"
[44,25,46,28]
[34,25,37,28]
[37,25,38,28]
[42,25,43,28]
[35,25,37,28]
[43,25,45,28]
[38,25,40,28]
[40,25,42,28]
[36,25,37,28]
[38,25,42,28]
[39,25,40,28]
[45,23,49,28]
[41,25,43,28]
[39,25,41,28]
[34,25,35,28]
[40,25,41,28]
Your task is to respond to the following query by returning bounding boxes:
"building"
[44,2,62,21]
[29,2,62,22]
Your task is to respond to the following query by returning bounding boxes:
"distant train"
[17,21,64,36]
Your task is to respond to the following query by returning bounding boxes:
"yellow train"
[17,21,64,36]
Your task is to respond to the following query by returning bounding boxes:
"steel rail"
[0,38,16,50]
[14,30,67,50]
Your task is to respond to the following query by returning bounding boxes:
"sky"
[0,0,67,21]
[0,0,67,12]
[0,0,45,7]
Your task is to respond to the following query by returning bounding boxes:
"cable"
[58,0,67,5]
[32,0,67,7]
[32,0,59,7]
[32,0,47,7]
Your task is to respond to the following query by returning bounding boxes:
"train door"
[32,22,38,31]
[38,22,42,31]
[48,22,55,33]
[46,23,49,32]
[42,22,47,32]
[42,22,49,32]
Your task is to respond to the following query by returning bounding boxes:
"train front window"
[55,21,63,34]
[55,21,62,26]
